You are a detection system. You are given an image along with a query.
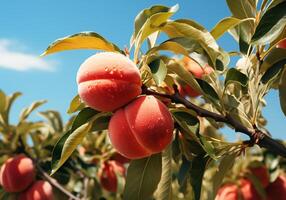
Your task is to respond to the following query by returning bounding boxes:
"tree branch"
[36,163,81,200]
[142,85,286,158]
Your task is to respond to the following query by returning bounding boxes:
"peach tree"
[35,0,286,199]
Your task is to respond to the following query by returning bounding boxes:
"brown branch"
[36,163,81,200]
[142,85,286,158]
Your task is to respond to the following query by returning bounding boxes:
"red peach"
[108,95,174,159]
[239,178,260,200]
[18,180,53,200]
[266,176,286,200]
[215,184,239,200]
[215,179,261,200]
[99,160,125,193]
[77,52,142,112]
[179,57,213,97]
[276,38,286,49]
[0,154,35,192]
[250,166,269,188]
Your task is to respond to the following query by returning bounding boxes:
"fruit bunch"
[0,154,53,200]
[215,165,286,200]
[77,52,174,159]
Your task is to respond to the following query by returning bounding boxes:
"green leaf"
[251,1,286,44]
[123,153,162,200]
[39,110,63,133]
[261,59,286,84]
[134,5,179,61]
[147,37,201,56]
[4,92,22,125]
[261,48,286,72]
[225,68,248,87]
[162,21,222,67]
[279,68,286,116]
[148,58,167,86]
[155,146,172,200]
[210,153,236,199]
[171,109,200,143]
[190,155,209,200]
[196,79,219,102]
[167,62,202,94]
[42,32,121,56]
[211,17,254,40]
[71,107,99,131]
[226,0,256,19]
[226,0,256,42]
[133,5,171,40]
[177,157,191,187]
[19,100,47,122]
[67,95,85,114]
[0,90,6,113]
[51,111,110,174]
[51,122,92,175]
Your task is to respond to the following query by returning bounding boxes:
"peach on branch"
[0,154,35,192]
[179,56,213,97]
[77,52,142,112]
[18,180,53,200]
[215,179,260,200]
[99,160,125,192]
[108,95,174,159]
[266,175,286,200]
[276,38,286,49]
[215,184,239,200]
[250,166,269,188]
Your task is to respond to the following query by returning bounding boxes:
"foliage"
[1,0,286,199]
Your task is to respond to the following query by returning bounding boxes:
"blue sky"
[0,0,285,139]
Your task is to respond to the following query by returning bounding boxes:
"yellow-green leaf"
[42,32,121,56]
[211,17,255,40]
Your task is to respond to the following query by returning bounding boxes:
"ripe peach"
[99,160,125,193]
[18,180,53,200]
[239,179,260,200]
[108,95,174,159]
[179,57,213,97]
[250,166,269,188]
[276,38,286,49]
[215,184,239,200]
[215,179,260,200]
[0,154,35,192]
[266,176,286,200]
[77,52,142,112]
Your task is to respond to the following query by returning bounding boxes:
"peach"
[250,166,269,188]
[277,38,286,49]
[239,178,260,200]
[108,95,174,159]
[215,179,260,200]
[0,154,35,192]
[266,176,286,200]
[99,160,125,193]
[215,184,239,200]
[18,180,53,200]
[77,52,142,112]
[179,57,213,97]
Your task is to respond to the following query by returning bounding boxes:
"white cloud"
[0,39,57,71]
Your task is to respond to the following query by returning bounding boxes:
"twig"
[36,164,81,200]
[142,85,286,157]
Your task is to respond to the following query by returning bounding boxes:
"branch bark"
[142,85,286,158]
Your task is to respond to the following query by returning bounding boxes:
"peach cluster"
[0,154,53,200]
[77,52,174,159]
[215,166,286,200]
